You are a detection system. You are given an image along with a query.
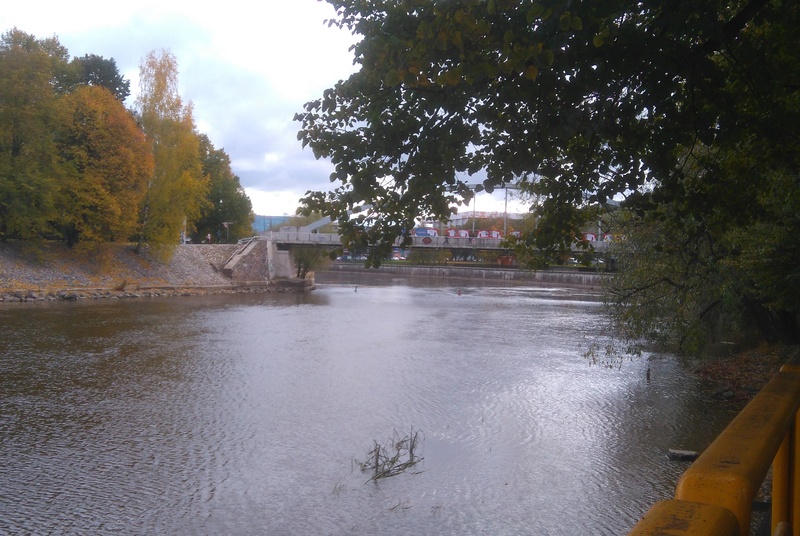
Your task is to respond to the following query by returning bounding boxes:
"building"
[252,215,291,234]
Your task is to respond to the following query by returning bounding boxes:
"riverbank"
[693,343,799,404]
[0,242,610,304]
[0,241,274,302]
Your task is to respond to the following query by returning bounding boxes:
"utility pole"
[472,189,476,234]
[504,188,508,236]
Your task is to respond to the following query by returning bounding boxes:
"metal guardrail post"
[792,413,800,536]
[778,359,800,536]
[773,431,791,535]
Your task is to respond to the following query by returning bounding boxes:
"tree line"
[296,0,800,355]
[0,28,253,255]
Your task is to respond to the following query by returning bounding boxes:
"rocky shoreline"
[0,241,281,303]
[0,284,276,303]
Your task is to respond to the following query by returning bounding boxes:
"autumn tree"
[192,134,253,244]
[297,0,800,352]
[55,85,153,246]
[135,49,207,256]
[0,29,65,241]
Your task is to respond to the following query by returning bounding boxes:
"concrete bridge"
[217,232,340,281]
[218,231,611,282]
[263,230,611,251]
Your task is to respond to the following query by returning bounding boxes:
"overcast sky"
[1,0,526,217]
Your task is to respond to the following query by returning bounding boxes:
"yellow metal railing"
[628,356,800,536]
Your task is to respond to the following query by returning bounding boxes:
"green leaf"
[384,70,401,86]
[559,12,571,31]
[526,4,544,23]
[444,66,462,85]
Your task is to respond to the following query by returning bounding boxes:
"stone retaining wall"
[318,263,608,288]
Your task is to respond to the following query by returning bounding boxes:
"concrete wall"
[266,239,296,279]
[319,263,607,288]
[223,238,301,282]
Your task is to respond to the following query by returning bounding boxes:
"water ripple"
[0,289,738,535]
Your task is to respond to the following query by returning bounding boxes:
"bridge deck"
[264,232,611,252]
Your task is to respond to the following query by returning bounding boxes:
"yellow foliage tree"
[56,85,154,246]
[135,49,208,257]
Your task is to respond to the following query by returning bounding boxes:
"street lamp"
[504,187,508,236]
[472,189,476,234]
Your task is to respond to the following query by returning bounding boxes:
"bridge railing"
[628,356,800,536]
[267,231,612,252]
[408,236,503,248]
[268,231,341,245]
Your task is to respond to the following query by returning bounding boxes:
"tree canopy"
[0,29,249,256]
[296,0,800,352]
[192,134,254,244]
[72,54,131,101]
[56,85,153,246]
[0,29,69,241]
[134,49,208,255]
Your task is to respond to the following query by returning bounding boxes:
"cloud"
[2,1,529,217]
[1,0,355,215]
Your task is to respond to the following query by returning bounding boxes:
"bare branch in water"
[356,428,424,482]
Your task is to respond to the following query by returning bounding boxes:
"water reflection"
[0,284,736,535]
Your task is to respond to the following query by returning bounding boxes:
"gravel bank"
[0,242,273,302]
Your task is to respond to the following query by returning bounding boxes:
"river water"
[0,282,738,535]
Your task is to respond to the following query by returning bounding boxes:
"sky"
[1,0,527,218]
